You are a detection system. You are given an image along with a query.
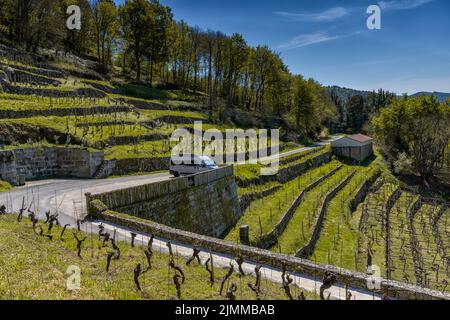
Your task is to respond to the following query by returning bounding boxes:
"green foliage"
[371,96,450,180]
[117,83,177,100]
[329,88,395,134]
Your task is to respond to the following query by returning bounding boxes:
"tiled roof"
[348,134,373,143]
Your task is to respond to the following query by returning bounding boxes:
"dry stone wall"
[0,147,104,185]
[87,166,241,238]
[0,106,131,120]
[349,168,382,212]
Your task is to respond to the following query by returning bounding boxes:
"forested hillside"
[0,0,337,140]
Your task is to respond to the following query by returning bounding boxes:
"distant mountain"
[326,86,373,103]
[410,92,450,103]
[328,86,450,104]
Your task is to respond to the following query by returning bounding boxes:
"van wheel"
[173,172,180,178]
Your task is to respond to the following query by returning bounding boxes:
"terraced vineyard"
[226,151,449,293]
[0,54,299,165]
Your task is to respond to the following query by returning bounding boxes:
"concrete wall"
[89,203,450,300]
[0,147,104,185]
[87,166,241,238]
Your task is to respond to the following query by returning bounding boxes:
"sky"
[114,0,450,95]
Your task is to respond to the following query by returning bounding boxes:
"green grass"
[0,214,317,300]
[104,140,172,159]
[117,83,178,100]
[237,181,281,197]
[234,147,329,185]
[0,180,12,193]
[226,161,343,244]
[0,93,111,111]
[271,164,352,254]
[310,162,379,269]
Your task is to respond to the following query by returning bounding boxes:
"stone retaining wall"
[87,166,241,238]
[5,63,67,79]
[348,168,382,212]
[0,147,104,185]
[3,67,62,86]
[2,84,106,98]
[0,106,131,120]
[88,203,449,300]
[93,133,169,149]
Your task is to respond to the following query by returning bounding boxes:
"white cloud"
[378,0,433,11]
[277,32,341,50]
[274,7,349,22]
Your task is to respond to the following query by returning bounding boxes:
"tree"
[63,0,94,56]
[144,0,172,86]
[119,0,154,81]
[92,0,118,73]
[347,95,366,133]
[292,77,314,137]
[372,96,450,182]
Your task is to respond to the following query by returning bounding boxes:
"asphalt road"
[0,141,382,300]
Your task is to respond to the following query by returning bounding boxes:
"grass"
[310,162,380,269]
[0,93,111,111]
[234,146,329,185]
[0,214,317,300]
[104,140,172,159]
[117,83,178,100]
[226,160,343,244]
[271,164,351,254]
[0,180,12,193]
[237,181,281,197]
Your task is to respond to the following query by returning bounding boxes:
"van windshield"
[203,159,216,167]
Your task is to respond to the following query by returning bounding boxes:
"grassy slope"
[226,160,343,244]
[272,164,351,254]
[234,147,328,186]
[0,180,11,193]
[311,162,379,269]
[0,215,318,300]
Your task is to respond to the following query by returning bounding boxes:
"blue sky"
[114,0,450,94]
